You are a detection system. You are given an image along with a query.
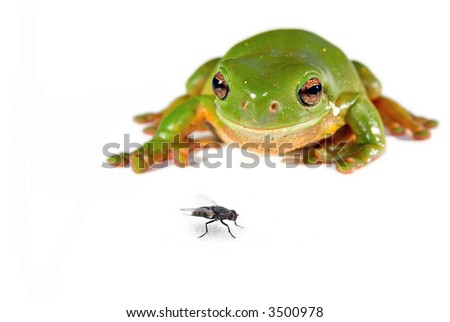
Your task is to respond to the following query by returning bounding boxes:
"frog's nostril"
[240,100,248,109]
[269,101,279,112]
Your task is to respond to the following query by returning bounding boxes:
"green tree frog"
[108,29,437,173]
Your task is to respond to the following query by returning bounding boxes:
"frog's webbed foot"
[285,126,378,173]
[134,112,162,125]
[373,96,438,140]
[312,97,386,173]
[353,61,438,140]
[306,126,374,173]
[290,126,354,166]
[107,137,221,173]
[140,136,224,172]
[315,142,383,173]
[107,152,131,168]
[107,142,183,172]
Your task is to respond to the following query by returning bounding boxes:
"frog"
[107,29,438,173]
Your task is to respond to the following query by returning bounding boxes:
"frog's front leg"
[108,95,222,173]
[134,94,191,135]
[316,97,386,173]
[135,94,209,135]
[133,58,221,135]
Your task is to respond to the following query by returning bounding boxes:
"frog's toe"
[377,109,405,136]
[333,142,384,173]
[335,157,363,174]
[107,153,130,167]
[143,125,157,135]
[313,147,331,164]
[383,118,406,136]
[170,147,190,168]
[410,116,437,139]
[134,112,162,124]
[412,129,431,140]
[388,123,406,136]
[424,119,439,129]
[130,152,150,174]
[415,116,439,129]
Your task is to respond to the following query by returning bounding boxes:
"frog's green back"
[219,29,363,99]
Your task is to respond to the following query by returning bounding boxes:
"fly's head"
[227,210,239,221]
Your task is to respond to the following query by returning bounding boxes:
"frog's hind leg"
[134,94,190,126]
[135,95,194,135]
[352,60,438,140]
[372,97,437,140]
[134,58,221,134]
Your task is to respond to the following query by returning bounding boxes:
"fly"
[181,199,243,238]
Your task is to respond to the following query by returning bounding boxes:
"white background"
[1,1,449,321]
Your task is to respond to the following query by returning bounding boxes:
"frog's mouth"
[216,110,327,136]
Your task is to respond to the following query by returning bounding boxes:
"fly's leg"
[220,220,236,238]
[234,221,244,229]
[199,219,217,238]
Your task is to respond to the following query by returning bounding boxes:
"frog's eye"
[298,77,323,106]
[212,72,229,99]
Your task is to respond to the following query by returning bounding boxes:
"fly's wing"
[195,194,218,206]
[181,206,217,219]
[180,208,197,216]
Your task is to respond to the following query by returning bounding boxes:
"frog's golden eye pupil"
[298,77,323,106]
[212,72,229,99]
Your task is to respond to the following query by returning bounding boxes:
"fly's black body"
[181,205,243,238]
